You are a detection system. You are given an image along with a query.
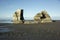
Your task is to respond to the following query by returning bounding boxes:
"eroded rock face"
[34,10,52,23]
[13,9,24,24]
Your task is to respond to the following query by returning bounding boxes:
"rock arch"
[34,10,52,23]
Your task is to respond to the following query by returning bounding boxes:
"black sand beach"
[0,20,60,40]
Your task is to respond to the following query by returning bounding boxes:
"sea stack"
[13,9,24,24]
[34,10,52,23]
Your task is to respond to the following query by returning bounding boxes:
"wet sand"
[0,20,60,40]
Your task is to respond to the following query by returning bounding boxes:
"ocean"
[0,20,12,23]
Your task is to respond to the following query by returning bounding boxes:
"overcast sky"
[0,0,60,20]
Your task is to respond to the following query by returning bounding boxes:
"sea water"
[0,20,13,23]
[0,20,13,32]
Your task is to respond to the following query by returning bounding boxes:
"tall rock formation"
[13,9,24,23]
[34,10,52,23]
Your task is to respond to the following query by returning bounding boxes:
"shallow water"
[0,28,11,33]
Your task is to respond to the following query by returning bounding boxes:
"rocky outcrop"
[13,9,52,24]
[13,9,24,24]
[34,10,52,23]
